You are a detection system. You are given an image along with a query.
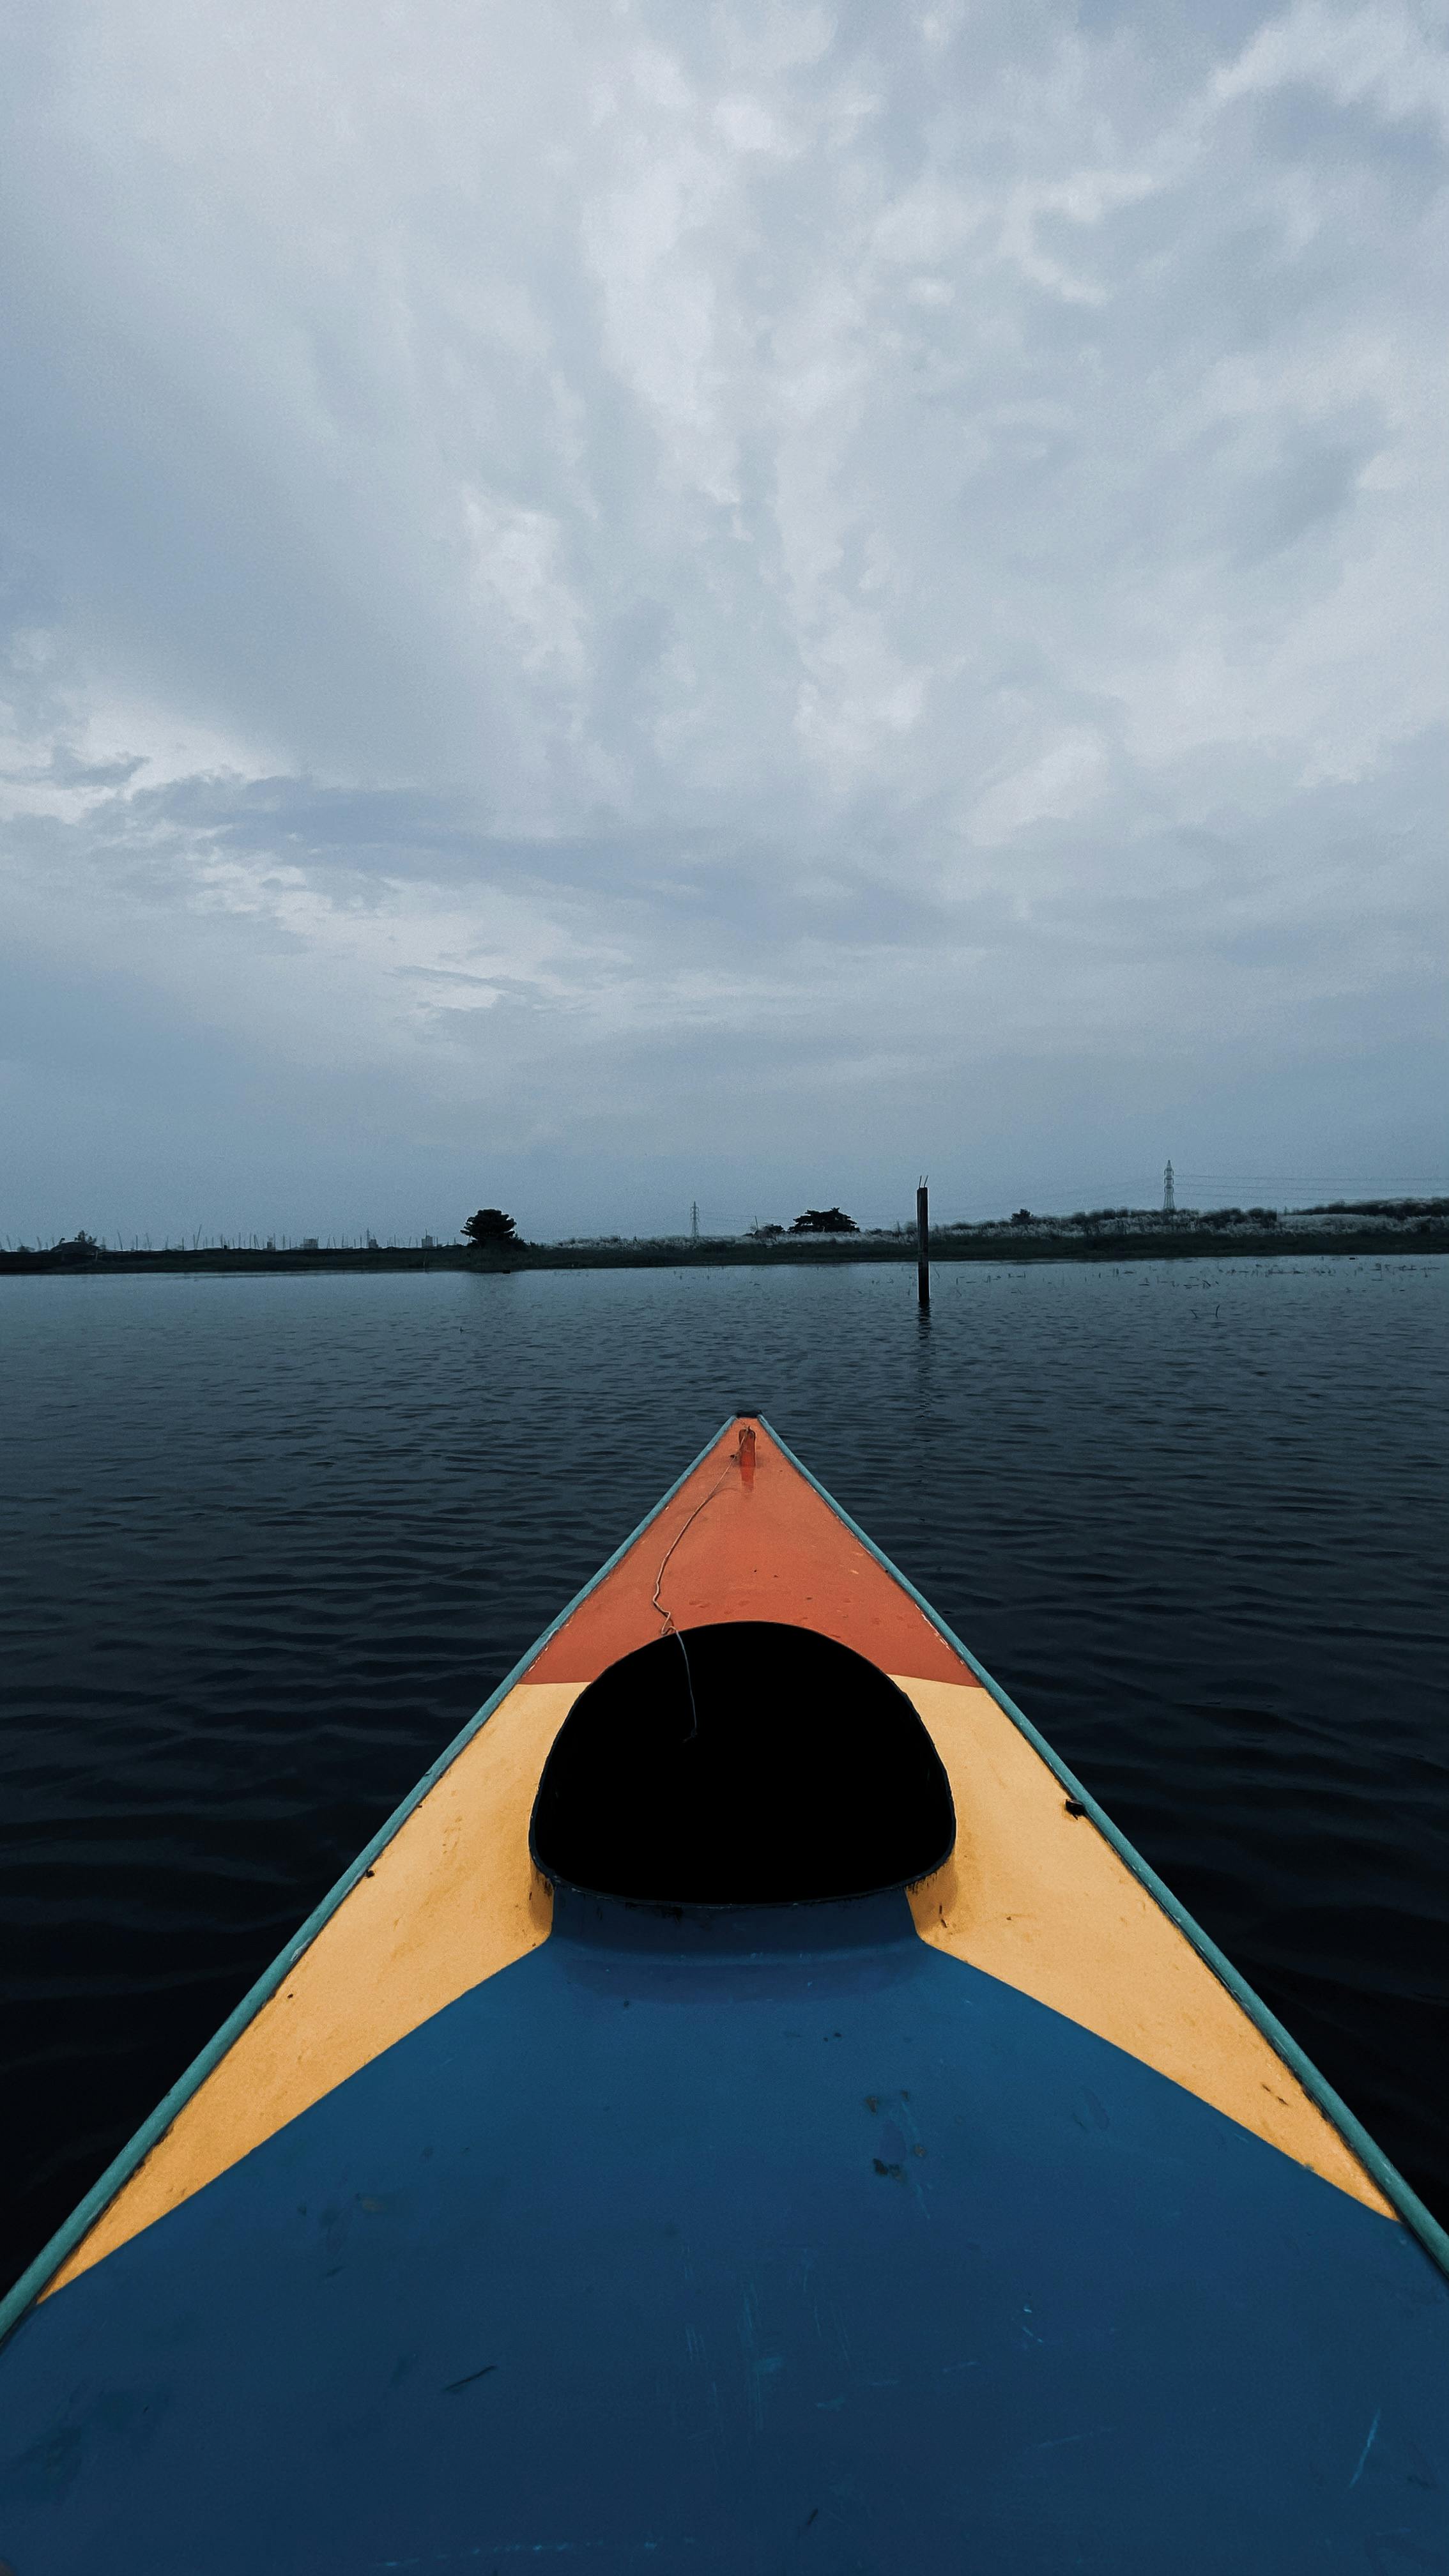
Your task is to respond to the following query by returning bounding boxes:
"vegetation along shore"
[3,1199,1445,1276]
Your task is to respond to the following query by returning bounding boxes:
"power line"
[1176,1172,1448,1188]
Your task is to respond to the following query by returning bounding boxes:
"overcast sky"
[3,0,1446,1241]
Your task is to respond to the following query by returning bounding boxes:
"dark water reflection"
[2,1257,1446,2285]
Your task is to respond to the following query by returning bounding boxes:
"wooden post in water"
[916,1177,930,1307]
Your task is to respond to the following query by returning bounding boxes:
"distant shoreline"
[4,1226,1446,1278]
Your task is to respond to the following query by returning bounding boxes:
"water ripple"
[2,1256,1446,2285]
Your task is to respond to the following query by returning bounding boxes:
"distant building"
[1163,1161,1176,1215]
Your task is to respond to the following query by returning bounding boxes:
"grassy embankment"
[4,1220,1446,1277]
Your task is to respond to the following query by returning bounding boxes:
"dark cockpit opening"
[530,1620,955,1906]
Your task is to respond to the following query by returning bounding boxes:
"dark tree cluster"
[461,1208,518,1248]
[1306,1197,1448,1220]
[789,1208,859,1234]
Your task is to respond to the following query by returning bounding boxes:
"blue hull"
[4,1890,1446,2573]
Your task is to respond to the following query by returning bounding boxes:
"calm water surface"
[2,1257,1446,2287]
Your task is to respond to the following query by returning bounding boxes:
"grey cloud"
[47,747,149,788]
[1,0,1446,1233]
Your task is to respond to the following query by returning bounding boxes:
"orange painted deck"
[529,1420,969,1687]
